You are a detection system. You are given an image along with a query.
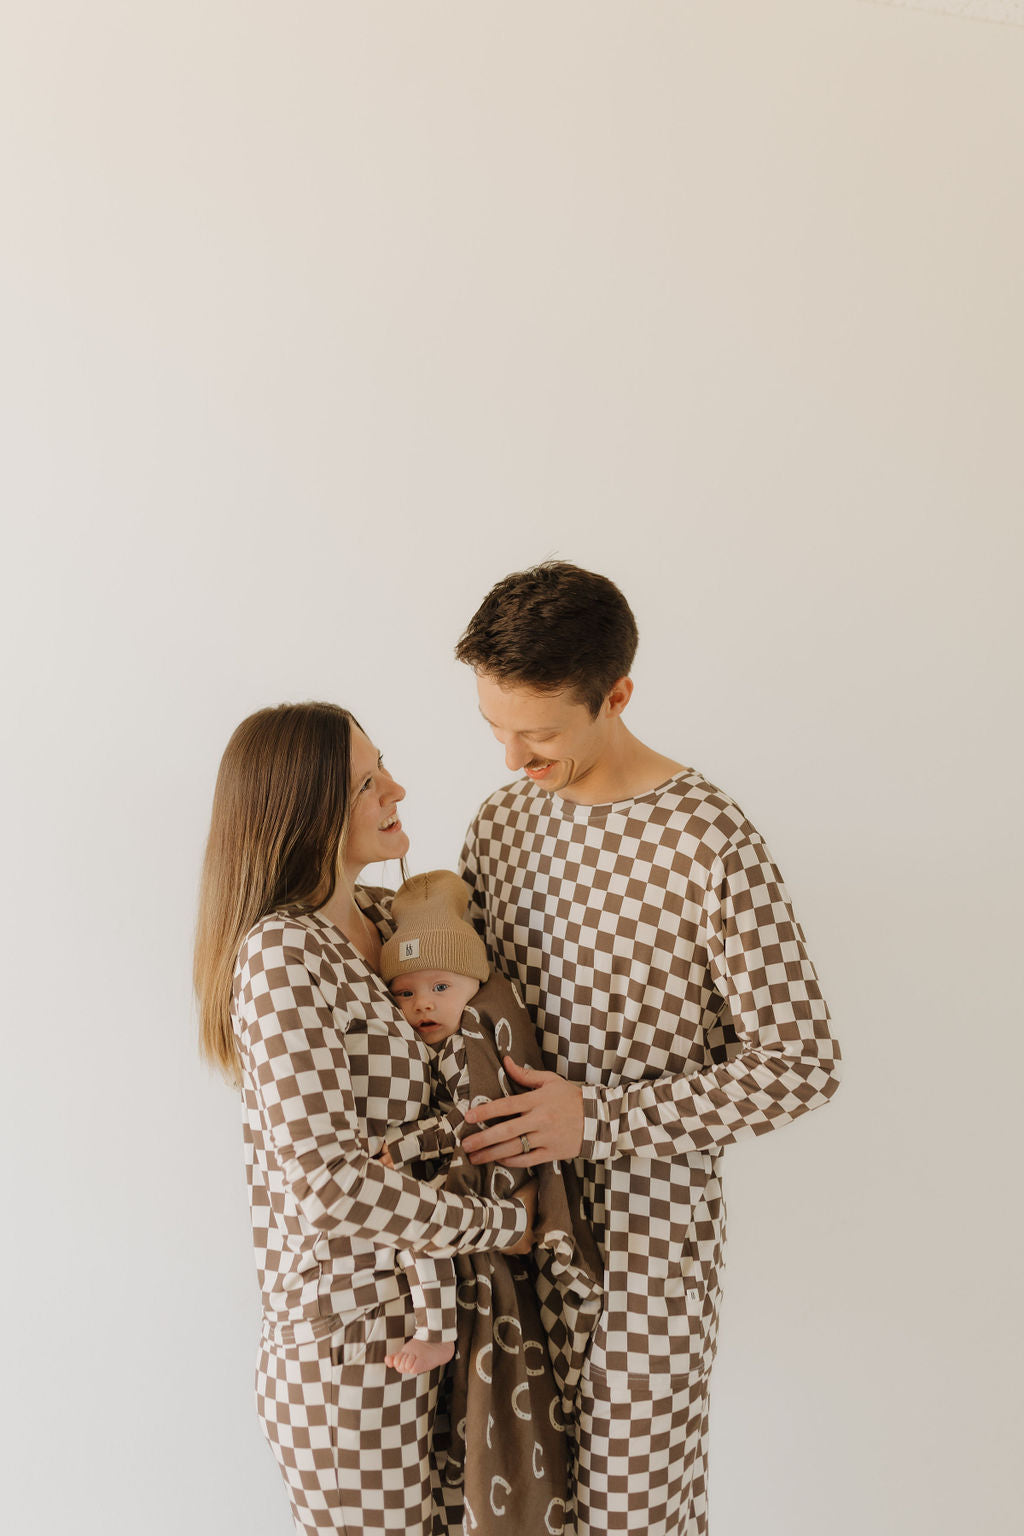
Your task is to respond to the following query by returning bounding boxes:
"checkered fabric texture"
[255,1289,439,1533]
[400,1248,458,1346]
[386,1111,458,1169]
[460,770,840,1530]
[232,891,528,1531]
[575,1363,710,1536]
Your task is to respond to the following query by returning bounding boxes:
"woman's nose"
[386,774,406,804]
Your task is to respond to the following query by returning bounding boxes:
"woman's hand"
[501,1177,538,1255]
[376,1143,395,1169]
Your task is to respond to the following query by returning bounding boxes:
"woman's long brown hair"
[194,702,359,1082]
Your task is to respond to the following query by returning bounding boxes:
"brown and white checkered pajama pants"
[565,1153,717,1535]
[574,1364,710,1536]
[255,1286,441,1534]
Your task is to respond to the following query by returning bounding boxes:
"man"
[455,561,841,1536]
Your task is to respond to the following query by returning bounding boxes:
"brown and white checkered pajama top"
[461,770,840,1534]
[232,891,527,1533]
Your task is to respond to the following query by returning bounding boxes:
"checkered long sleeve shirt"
[460,771,840,1385]
[461,771,840,1163]
[232,893,526,1328]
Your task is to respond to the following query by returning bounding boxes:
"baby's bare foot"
[384,1336,456,1375]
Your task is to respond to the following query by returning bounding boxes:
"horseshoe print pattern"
[430,973,603,1536]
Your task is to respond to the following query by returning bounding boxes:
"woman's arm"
[236,920,527,1255]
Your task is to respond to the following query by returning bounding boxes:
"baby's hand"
[377,1144,395,1169]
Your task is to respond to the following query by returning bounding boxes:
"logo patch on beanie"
[399,939,420,960]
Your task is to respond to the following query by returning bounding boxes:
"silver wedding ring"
[520,1133,531,1155]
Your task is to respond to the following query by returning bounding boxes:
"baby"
[379,871,604,1534]
[379,868,490,1375]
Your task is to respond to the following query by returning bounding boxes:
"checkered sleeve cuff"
[384,1114,457,1170]
[501,1194,530,1248]
[580,1084,621,1163]
[424,1192,528,1259]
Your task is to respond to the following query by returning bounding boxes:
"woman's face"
[342,728,409,880]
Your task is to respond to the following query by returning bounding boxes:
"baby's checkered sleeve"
[236,924,525,1253]
[581,839,841,1161]
[384,1113,458,1169]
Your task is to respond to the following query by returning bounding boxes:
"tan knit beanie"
[379,869,490,984]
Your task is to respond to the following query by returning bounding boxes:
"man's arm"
[463,837,840,1167]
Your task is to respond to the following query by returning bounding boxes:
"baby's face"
[389,970,481,1048]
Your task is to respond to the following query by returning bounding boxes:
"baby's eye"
[433,983,449,993]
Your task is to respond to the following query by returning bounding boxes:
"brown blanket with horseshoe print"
[428,971,603,1536]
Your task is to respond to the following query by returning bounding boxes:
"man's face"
[475,672,616,799]
[389,970,480,1048]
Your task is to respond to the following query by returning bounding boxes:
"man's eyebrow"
[477,708,556,736]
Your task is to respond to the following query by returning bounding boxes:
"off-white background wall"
[2,3,1020,1532]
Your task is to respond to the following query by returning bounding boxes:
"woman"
[194,702,535,1534]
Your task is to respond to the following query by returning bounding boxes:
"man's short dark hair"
[455,561,638,717]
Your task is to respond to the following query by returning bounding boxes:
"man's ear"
[604,677,634,718]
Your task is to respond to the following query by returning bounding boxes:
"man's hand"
[462,1058,584,1166]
